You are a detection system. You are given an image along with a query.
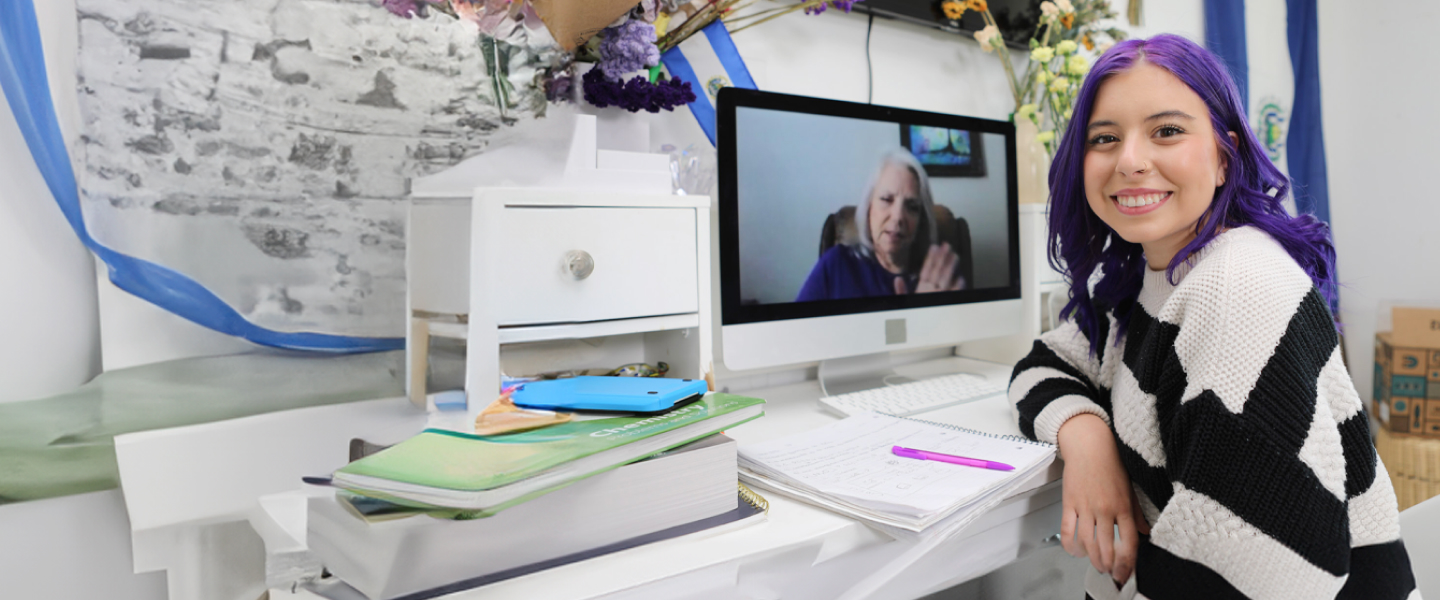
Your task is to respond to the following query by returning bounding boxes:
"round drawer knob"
[564,250,595,280]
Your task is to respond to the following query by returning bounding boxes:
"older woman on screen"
[795,149,965,302]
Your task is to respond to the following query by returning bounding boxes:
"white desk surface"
[121,356,1063,600]
[407,356,1065,600]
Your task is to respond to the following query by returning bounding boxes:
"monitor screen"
[716,89,1020,330]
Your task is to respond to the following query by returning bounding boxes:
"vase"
[1014,116,1051,206]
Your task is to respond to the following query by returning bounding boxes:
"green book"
[331,393,764,513]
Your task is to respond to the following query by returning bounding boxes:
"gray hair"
[855,148,938,259]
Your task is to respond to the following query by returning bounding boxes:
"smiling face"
[1083,60,1231,269]
[867,163,924,272]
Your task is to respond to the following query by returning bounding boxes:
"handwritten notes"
[740,412,1053,519]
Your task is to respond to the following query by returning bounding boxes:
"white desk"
[357,356,1064,600]
[119,356,1063,600]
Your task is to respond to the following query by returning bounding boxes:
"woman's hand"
[1055,413,1150,585]
[894,243,964,294]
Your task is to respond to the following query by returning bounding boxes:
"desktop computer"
[713,89,1024,415]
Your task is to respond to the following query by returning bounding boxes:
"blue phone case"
[510,377,709,413]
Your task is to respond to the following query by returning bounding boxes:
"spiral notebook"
[739,411,1055,533]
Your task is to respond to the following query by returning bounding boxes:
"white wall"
[1319,0,1440,403]
[0,0,100,404]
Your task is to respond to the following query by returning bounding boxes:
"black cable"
[866,11,875,104]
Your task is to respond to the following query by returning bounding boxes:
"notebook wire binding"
[738,481,769,513]
[899,416,1057,449]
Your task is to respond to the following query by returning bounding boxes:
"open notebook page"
[739,412,1053,519]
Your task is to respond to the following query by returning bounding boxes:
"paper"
[740,413,1052,520]
[530,0,638,51]
[739,413,1057,600]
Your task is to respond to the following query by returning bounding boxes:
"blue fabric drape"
[1204,0,1249,115]
[0,1,401,353]
[1285,0,1330,224]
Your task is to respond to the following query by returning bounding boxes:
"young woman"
[1008,34,1417,599]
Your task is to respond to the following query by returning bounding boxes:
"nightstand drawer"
[494,207,699,325]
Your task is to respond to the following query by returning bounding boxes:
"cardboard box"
[530,0,638,51]
[1372,305,1440,439]
[1376,426,1440,511]
[1393,306,1440,348]
[1374,331,1440,438]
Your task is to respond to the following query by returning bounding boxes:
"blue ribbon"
[0,0,401,352]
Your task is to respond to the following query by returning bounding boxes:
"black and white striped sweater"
[1009,227,1418,600]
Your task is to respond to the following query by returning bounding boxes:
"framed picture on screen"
[900,124,987,177]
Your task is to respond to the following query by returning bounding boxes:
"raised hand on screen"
[893,243,964,295]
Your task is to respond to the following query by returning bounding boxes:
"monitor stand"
[817,352,918,397]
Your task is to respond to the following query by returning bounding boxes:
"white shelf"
[425,313,701,344]
[499,313,700,344]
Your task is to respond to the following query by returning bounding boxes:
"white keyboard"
[818,372,1008,417]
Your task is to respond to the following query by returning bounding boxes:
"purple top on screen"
[794,246,918,303]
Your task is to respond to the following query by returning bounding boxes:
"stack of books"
[307,393,766,600]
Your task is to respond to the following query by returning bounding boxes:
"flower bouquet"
[946,0,1126,153]
[382,0,868,115]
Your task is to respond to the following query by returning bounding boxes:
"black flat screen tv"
[854,0,1042,49]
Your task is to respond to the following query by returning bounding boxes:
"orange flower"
[965,0,988,12]
[941,0,965,20]
[1061,12,1075,28]
[1082,34,1094,50]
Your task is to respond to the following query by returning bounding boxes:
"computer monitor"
[714,89,1023,385]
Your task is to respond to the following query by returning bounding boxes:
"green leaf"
[1030,38,1039,49]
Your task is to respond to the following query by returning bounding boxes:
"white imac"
[714,89,1023,394]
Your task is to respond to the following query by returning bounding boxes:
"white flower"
[1056,0,1074,12]
[1039,1,1059,18]
[1063,108,1073,119]
[1056,40,1078,55]
[1065,54,1090,75]
[1035,130,1055,144]
[1016,103,1039,121]
[1030,46,1054,62]
[973,25,1001,52]
[1049,76,1070,93]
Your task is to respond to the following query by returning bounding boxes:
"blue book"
[510,376,709,413]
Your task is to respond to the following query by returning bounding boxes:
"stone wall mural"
[74,0,551,337]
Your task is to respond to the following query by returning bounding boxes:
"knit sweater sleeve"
[1009,317,1114,445]
[1132,242,1416,600]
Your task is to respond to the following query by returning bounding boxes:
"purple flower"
[807,0,864,15]
[546,72,574,103]
[598,20,660,81]
[582,68,696,113]
[383,0,421,18]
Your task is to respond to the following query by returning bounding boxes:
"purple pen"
[892,446,1015,471]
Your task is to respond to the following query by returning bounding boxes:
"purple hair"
[1047,34,1338,355]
